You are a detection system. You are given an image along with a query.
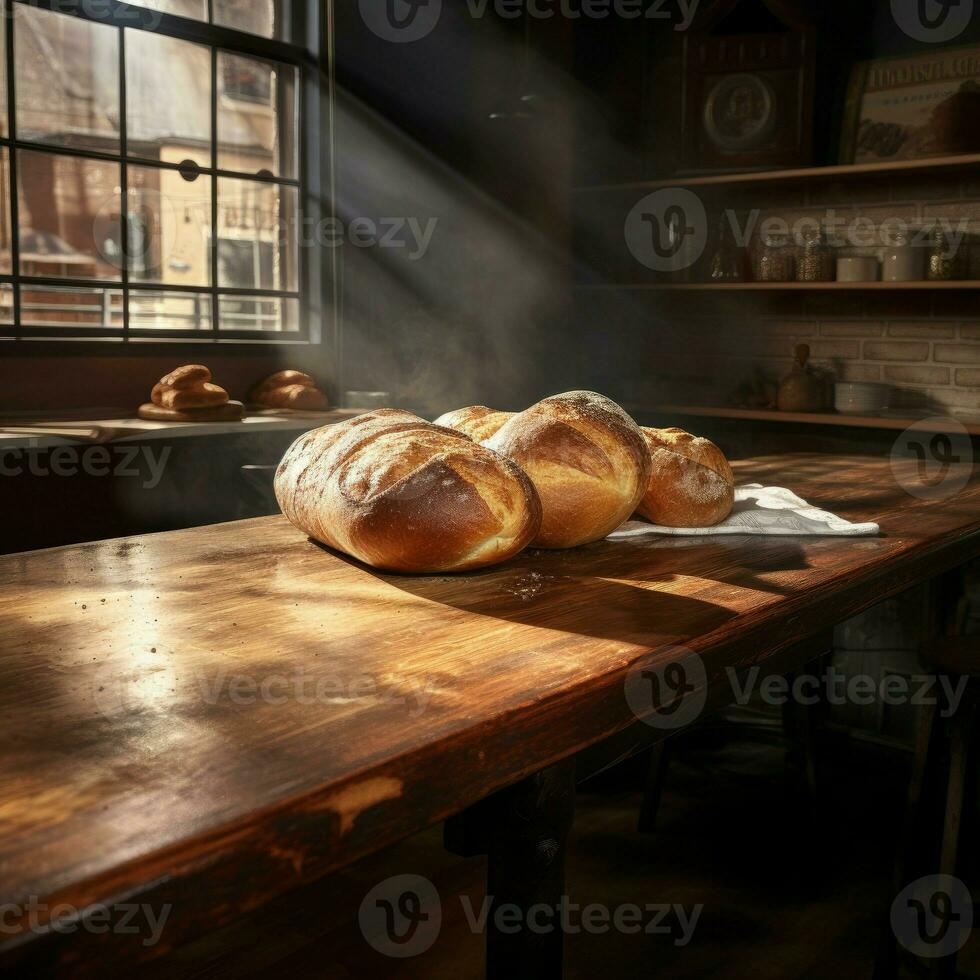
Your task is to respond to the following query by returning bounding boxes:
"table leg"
[445,758,577,980]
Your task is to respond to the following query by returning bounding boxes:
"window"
[1,0,319,341]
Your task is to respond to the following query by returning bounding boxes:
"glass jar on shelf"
[755,232,795,282]
[796,226,835,283]
[707,216,746,282]
[927,223,957,281]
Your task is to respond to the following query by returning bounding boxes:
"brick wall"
[647,314,980,418]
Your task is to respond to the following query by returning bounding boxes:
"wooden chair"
[874,636,979,980]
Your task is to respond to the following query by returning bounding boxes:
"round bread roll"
[484,391,650,549]
[637,427,734,528]
[275,409,542,573]
[433,406,514,442]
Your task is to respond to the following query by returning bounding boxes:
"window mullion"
[5,0,20,339]
[210,44,219,335]
[119,25,129,341]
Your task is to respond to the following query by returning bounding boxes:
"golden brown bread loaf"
[253,370,316,395]
[275,409,542,573]
[258,384,329,410]
[637,427,734,528]
[250,370,329,411]
[151,381,230,410]
[432,406,514,442]
[150,364,230,410]
[484,391,650,549]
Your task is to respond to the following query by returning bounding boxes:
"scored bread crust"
[637,427,734,528]
[432,406,514,443]
[484,391,651,549]
[275,409,543,573]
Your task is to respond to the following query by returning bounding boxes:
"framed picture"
[840,45,980,164]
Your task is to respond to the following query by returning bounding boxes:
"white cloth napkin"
[608,484,880,539]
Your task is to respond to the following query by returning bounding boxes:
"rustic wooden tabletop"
[1,453,978,975]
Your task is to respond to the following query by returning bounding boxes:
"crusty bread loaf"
[484,391,650,549]
[275,409,542,573]
[637,427,734,528]
[433,406,514,442]
[250,369,328,411]
[152,381,230,410]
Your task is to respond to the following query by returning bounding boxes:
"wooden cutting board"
[137,400,245,422]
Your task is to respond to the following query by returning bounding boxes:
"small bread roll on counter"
[637,427,734,528]
[484,391,650,549]
[139,365,243,421]
[275,409,542,573]
[433,406,514,442]
[250,370,329,411]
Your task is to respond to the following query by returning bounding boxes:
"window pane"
[18,151,122,280]
[128,164,212,287]
[15,5,119,153]
[219,295,298,332]
[129,290,212,331]
[216,178,297,290]
[213,0,284,40]
[0,284,13,324]
[0,148,11,274]
[217,53,297,178]
[127,32,211,161]
[21,285,123,329]
[128,0,207,21]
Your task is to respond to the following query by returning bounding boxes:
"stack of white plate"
[834,382,890,416]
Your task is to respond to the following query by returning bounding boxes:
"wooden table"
[2,454,978,977]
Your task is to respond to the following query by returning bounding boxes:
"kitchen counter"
[1,453,978,976]
[0,409,362,449]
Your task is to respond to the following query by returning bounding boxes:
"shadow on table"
[321,533,814,647]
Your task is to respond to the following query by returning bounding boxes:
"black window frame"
[0,0,327,346]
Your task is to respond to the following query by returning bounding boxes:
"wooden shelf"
[576,280,980,291]
[574,153,980,193]
[636,404,980,436]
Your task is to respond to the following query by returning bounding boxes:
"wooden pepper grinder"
[777,343,825,412]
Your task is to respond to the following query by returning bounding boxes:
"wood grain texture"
[1,453,979,975]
